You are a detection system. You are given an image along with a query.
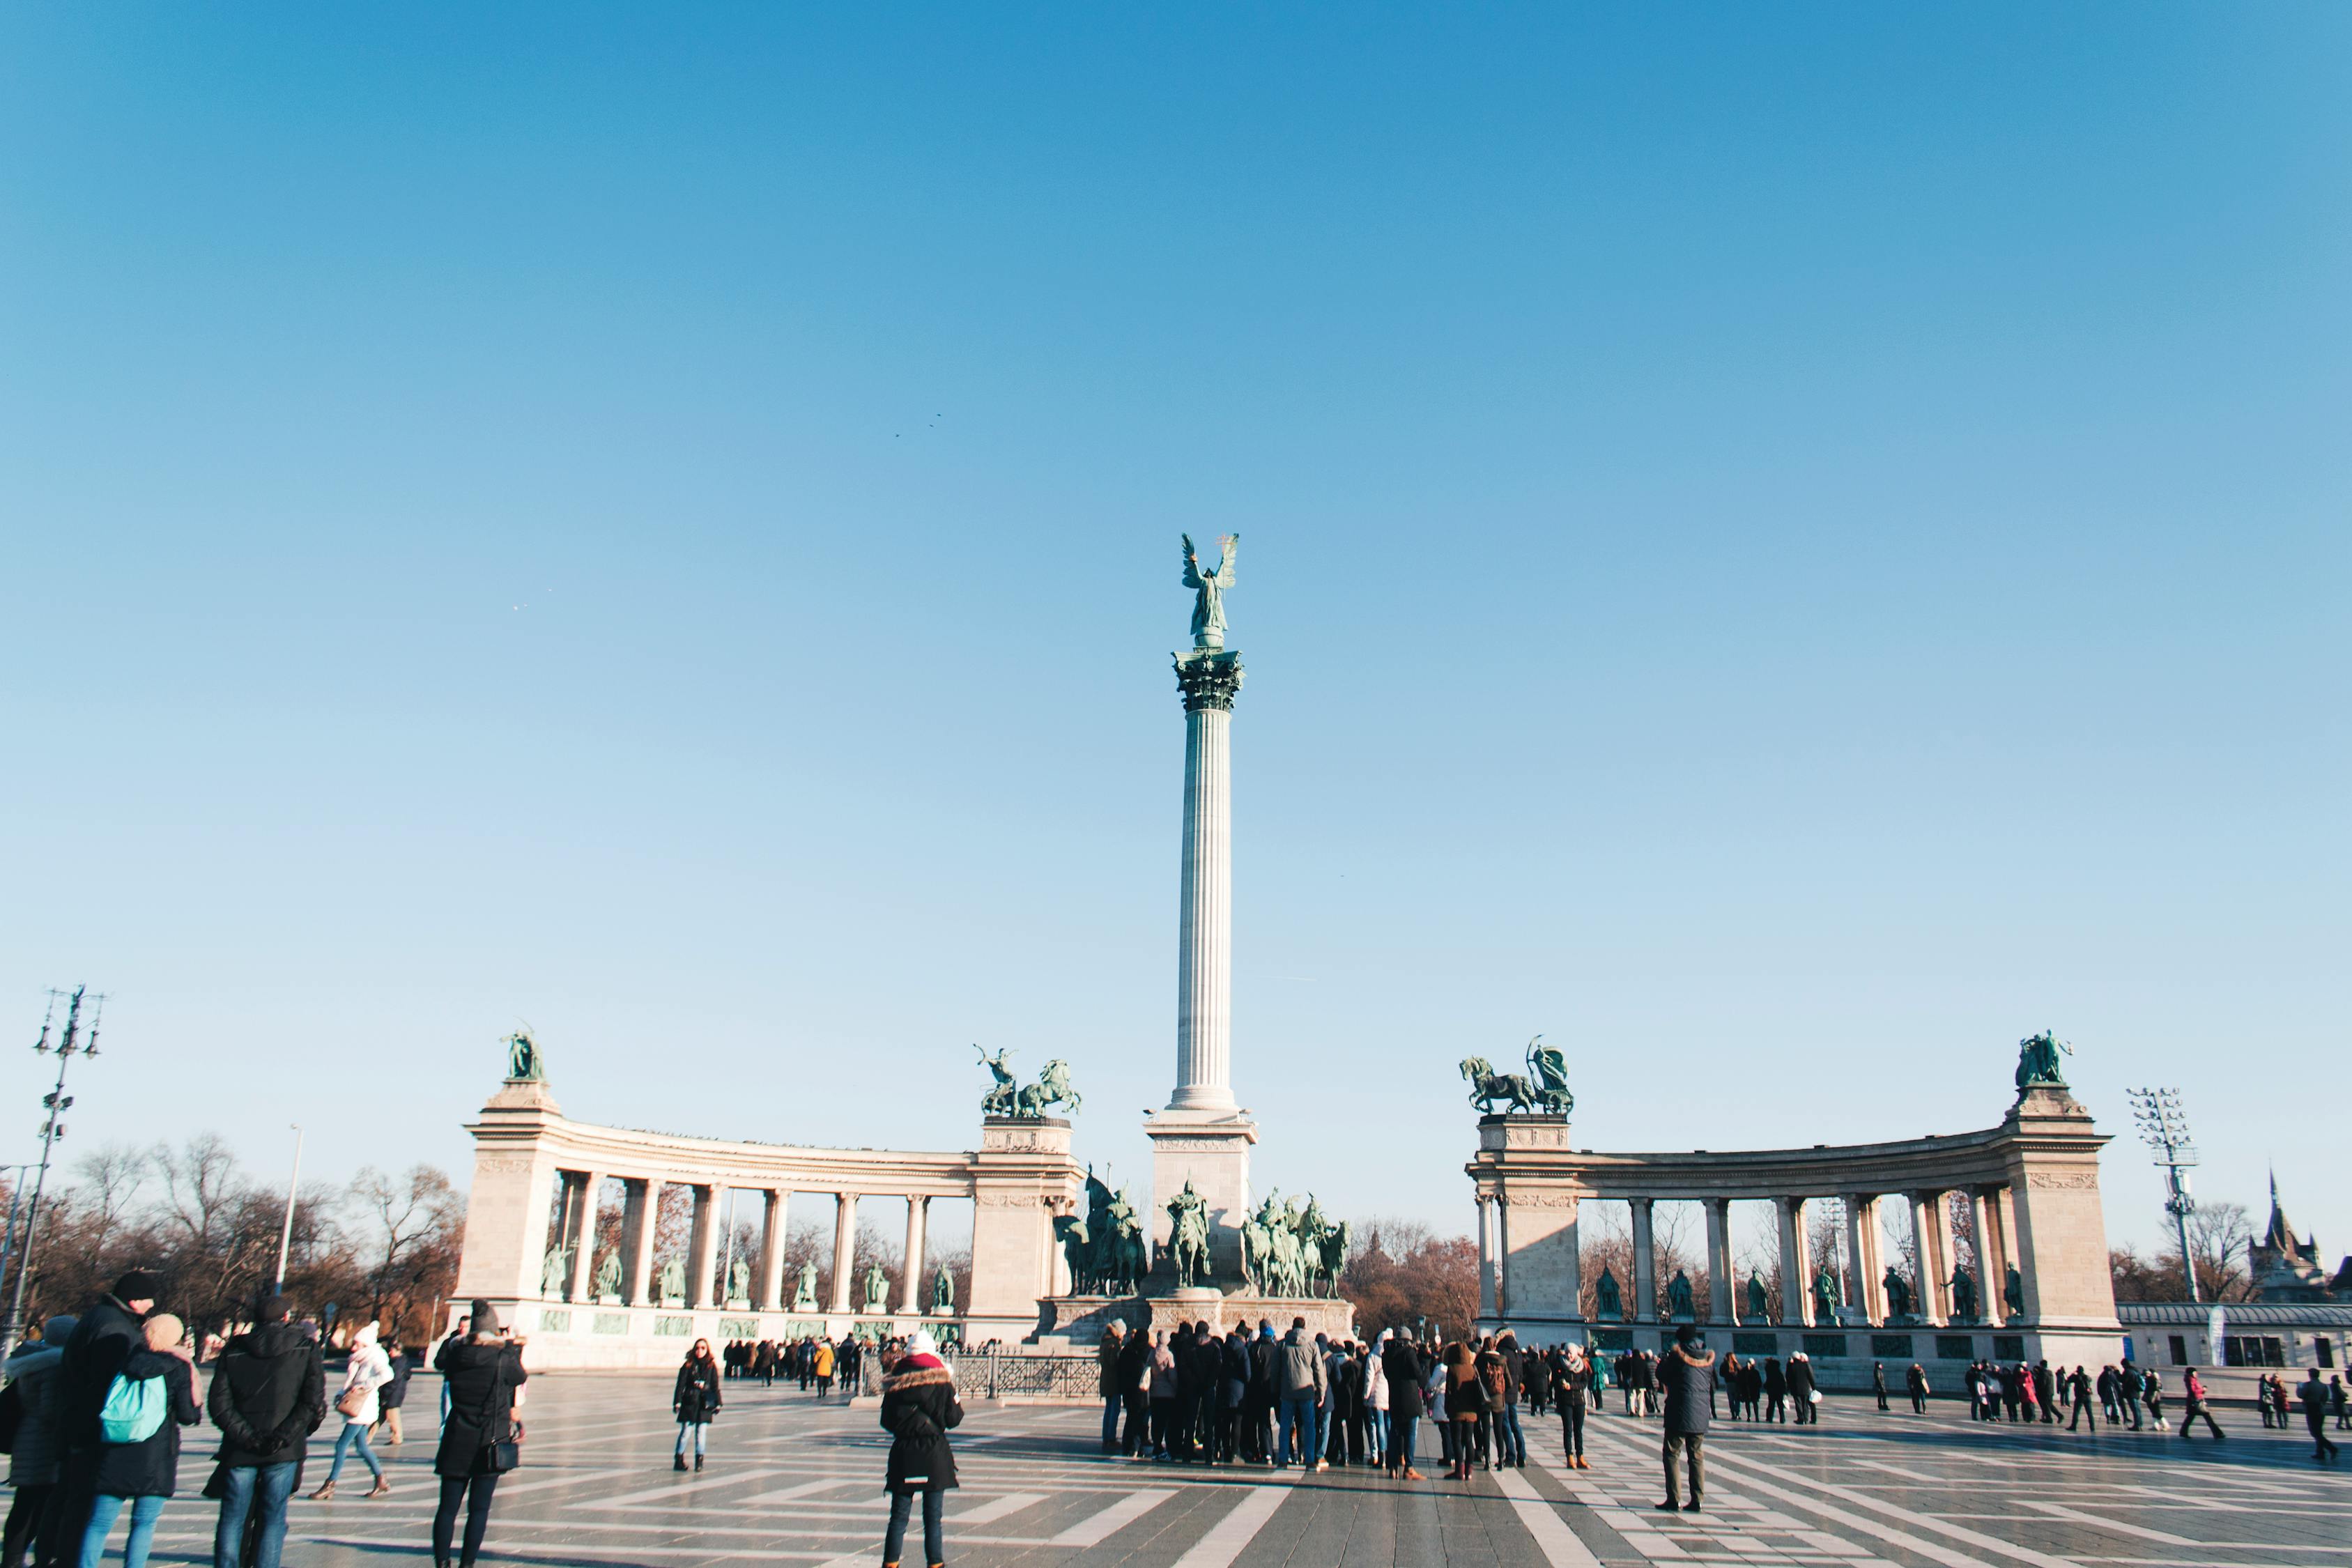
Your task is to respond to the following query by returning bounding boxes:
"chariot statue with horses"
[974,1045,1084,1119]
[1459,1034,1574,1116]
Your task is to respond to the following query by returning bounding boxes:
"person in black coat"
[75,1310,199,1568]
[672,1342,722,1472]
[55,1270,164,1565]
[1380,1331,1427,1477]
[878,1332,962,1568]
[206,1295,326,1568]
[1786,1354,1818,1425]
[1656,1325,1714,1514]
[431,1301,528,1568]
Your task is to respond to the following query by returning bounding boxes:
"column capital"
[1173,649,1245,712]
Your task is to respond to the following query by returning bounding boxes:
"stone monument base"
[1031,1291,1355,1346]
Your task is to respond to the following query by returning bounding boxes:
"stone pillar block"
[1776,1197,1811,1326]
[1144,1110,1256,1281]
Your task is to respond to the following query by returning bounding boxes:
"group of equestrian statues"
[1053,1169,1352,1301]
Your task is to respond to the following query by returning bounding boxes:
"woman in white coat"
[311,1322,395,1499]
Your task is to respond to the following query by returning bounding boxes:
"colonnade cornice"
[466,1109,988,1192]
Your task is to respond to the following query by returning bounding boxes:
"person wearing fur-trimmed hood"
[1656,1325,1715,1514]
[878,1332,962,1568]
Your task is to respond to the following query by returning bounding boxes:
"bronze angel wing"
[1181,532,1204,589]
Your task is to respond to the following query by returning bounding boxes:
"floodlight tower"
[1,987,105,1358]
[2127,1086,2199,1302]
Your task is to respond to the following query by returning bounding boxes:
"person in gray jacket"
[1273,1321,1326,1470]
[1656,1325,1714,1514]
[3,1316,76,1568]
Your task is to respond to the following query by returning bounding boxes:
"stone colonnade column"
[1844,1194,1884,1322]
[1169,650,1243,1111]
[757,1190,789,1312]
[1909,1191,1949,1323]
[898,1197,930,1314]
[1776,1197,1812,1325]
[620,1178,659,1305]
[567,1170,605,1301]
[828,1192,859,1314]
[686,1184,720,1309]
[1704,1199,1735,1325]
[1629,1199,1657,1323]
[1974,1185,2011,1327]
[1476,1194,1500,1323]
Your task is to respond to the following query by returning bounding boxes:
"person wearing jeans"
[310,1323,393,1500]
[78,1312,201,1568]
[1492,1332,1528,1468]
[206,1294,325,1568]
[1274,1319,1327,1469]
[212,1462,299,1568]
[1096,1324,1128,1454]
[878,1332,960,1568]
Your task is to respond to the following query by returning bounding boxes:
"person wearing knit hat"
[431,1303,525,1568]
[878,1330,961,1568]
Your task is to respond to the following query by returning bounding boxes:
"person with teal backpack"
[76,1313,198,1568]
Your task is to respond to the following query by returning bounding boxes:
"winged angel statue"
[1182,533,1238,650]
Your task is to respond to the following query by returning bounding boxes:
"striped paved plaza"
[107,1374,2352,1568]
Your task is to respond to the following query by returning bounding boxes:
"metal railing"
[857,1348,1098,1400]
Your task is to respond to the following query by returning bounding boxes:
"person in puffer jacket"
[878,1332,962,1568]
[3,1316,77,1568]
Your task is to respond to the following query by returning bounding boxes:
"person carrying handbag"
[429,1302,527,1568]
[309,1324,394,1500]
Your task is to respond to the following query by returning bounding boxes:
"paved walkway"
[104,1374,2351,1567]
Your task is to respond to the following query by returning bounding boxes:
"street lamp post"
[2128,1086,2199,1303]
[273,1125,305,1296]
[2,987,105,1360]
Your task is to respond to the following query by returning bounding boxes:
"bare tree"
[152,1135,246,1255]
[70,1144,148,1259]
[351,1165,463,1321]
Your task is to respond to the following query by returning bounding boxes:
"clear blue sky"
[4,6,2344,1263]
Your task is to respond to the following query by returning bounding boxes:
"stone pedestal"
[1035,1291,1355,1346]
[1470,1115,1587,1339]
[1144,1109,1257,1281]
[967,1117,1084,1344]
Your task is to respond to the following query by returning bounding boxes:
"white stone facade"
[451,1078,1081,1368]
[1465,1084,2124,1388]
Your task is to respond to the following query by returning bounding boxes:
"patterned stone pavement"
[98,1374,2351,1567]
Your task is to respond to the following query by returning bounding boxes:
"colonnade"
[1464,1080,2123,1375]
[1474,1186,2022,1328]
[542,1168,943,1315]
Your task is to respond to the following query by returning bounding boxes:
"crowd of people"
[5,1276,2343,1568]
[0,1277,526,1568]
[716,1337,868,1397]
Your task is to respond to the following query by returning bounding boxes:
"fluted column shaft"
[1172,695,1236,1110]
[1630,1199,1657,1322]
[827,1192,859,1314]
[1705,1199,1735,1324]
[898,1197,930,1315]
[1776,1197,1811,1325]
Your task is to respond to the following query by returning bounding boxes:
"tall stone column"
[1776,1197,1811,1326]
[1975,1185,2010,1328]
[828,1192,859,1314]
[1704,1199,1735,1325]
[1476,1194,1499,1323]
[756,1189,788,1312]
[1145,648,1257,1280]
[567,1171,605,1302]
[1910,1191,1948,1324]
[1170,650,1241,1111]
[1845,1194,1884,1323]
[685,1184,719,1309]
[1629,1199,1657,1323]
[898,1197,930,1315]
[620,1178,659,1305]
